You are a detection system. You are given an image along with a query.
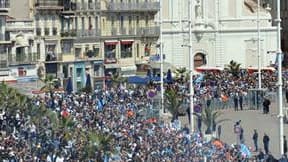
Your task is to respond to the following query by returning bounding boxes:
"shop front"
[73,62,85,91]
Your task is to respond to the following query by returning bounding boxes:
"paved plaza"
[179,102,288,158]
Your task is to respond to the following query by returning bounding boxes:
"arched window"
[194,53,206,67]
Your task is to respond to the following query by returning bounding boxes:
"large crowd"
[1,69,288,162]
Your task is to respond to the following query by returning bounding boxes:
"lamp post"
[276,0,284,155]
[189,0,194,132]
[257,0,261,90]
[159,0,164,114]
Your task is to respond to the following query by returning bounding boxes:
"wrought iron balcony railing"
[108,2,160,12]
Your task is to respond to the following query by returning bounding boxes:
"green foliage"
[164,88,184,120]
[227,60,241,77]
[201,108,230,134]
[40,74,57,92]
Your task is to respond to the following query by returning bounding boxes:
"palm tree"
[87,132,114,161]
[201,108,229,134]
[164,88,183,121]
[111,72,126,87]
[40,74,57,96]
[174,67,188,82]
[227,60,241,77]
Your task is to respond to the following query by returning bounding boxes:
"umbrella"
[166,69,173,84]
[85,73,92,89]
[66,77,73,94]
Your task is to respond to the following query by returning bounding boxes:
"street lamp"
[189,0,194,132]
[257,0,262,90]
[276,0,284,155]
[159,0,164,114]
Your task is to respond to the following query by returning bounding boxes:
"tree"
[40,74,57,96]
[87,132,114,161]
[164,88,183,121]
[201,108,229,134]
[111,72,126,87]
[227,60,241,77]
[174,67,188,82]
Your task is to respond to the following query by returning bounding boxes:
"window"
[63,64,68,78]
[121,44,132,58]
[62,40,72,54]
[104,44,116,61]
[16,47,25,62]
[76,68,82,78]
[53,27,57,35]
[45,28,49,36]
[75,17,78,30]
[145,16,149,27]
[94,64,100,76]
[95,16,98,30]
[36,28,41,36]
[136,44,139,57]
[75,48,81,58]
[111,16,114,27]
[136,16,139,28]
[144,43,151,56]
[120,16,124,28]
[18,67,27,77]
[81,17,85,30]
[37,44,41,59]
[88,17,92,30]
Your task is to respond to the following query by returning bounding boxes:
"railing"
[61,30,77,37]
[137,26,160,36]
[63,2,77,11]
[108,2,160,11]
[35,0,63,8]
[107,27,159,37]
[76,2,100,11]
[76,29,101,38]
[119,28,126,35]
[111,27,118,36]
[9,53,38,65]
[6,21,33,30]
[45,53,62,62]
[0,0,9,8]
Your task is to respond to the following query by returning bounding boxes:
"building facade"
[161,0,277,69]
[0,0,10,75]
[0,0,159,91]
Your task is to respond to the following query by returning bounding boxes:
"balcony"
[77,29,100,38]
[137,26,160,37]
[9,53,38,65]
[107,2,160,12]
[0,0,9,15]
[76,2,100,11]
[62,2,77,14]
[6,20,33,32]
[60,30,77,38]
[35,0,63,10]
[45,53,62,62]
[75,50,100,61]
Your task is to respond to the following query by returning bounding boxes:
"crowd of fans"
[0,69,287,161]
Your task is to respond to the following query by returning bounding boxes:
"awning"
[104,40,118,45]
[121,40,134,45]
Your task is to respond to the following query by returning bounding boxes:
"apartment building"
[100,0,160,77]
[0,0,10,77]
[1,0,160,90]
